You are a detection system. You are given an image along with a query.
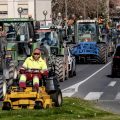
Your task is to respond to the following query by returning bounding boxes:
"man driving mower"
[19,48,48,92]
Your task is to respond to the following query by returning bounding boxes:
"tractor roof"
[77,20,96,23]
[0,18,33,23]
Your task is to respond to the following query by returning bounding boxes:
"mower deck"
[2,87,54,110]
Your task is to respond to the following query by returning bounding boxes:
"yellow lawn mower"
[2,69,62,110]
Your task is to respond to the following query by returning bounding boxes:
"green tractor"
[0,18,40,100]
[34,25,76,82]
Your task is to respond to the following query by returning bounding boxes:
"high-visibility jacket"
[23,56,47,70]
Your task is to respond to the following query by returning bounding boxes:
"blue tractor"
[71,20,108,64]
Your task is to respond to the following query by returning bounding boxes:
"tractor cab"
[34,26,60,59]
[0,18,38,63]
[75,20,99,43]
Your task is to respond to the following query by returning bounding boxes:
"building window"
[0,11,8,15]
[21,8,28,15]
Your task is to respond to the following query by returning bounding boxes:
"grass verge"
[0,97,120,120]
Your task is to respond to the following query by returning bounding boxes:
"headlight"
[5,54,12,58]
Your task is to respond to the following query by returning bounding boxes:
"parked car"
[111,44,120,76]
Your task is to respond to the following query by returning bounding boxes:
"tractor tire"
[50,89,62,107]
[0,76,7,101]
[7,61,15,87]
[55,57,65,82]
[98,43,108,64]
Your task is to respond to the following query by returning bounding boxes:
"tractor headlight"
[50,47,58,55]
[5,54,12,58]
[5,51,12,60]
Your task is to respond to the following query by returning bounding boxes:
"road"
[61,58,120,114]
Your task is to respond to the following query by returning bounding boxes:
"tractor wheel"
[98,43,108,64]
[0,76,7,101]
[50,89,62,107]
[34,101,43,109]
[2,102,11,110]
[55,57,65,82]
[7,61,15,87]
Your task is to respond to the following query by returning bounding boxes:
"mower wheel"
[34,101,43,109]
[2,102,11,110]
[50,89,62,107]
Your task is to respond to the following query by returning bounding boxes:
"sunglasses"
[33,53,40,55]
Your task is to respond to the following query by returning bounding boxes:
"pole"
[20,13,21,18]
[97,0,98,19]
[34,0,36,20]
[65,0,68,35]
[45,15,46,26]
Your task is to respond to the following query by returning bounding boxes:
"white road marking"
[115,93,120,100]
[62,88,75,97]
[84,92,103,100]
[62,61,111,97]
[108,81,116,87]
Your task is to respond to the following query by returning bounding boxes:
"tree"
[52,0,108,20]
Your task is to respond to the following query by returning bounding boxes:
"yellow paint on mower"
[2,86,54,110]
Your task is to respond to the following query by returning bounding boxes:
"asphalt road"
[61,58,120,114]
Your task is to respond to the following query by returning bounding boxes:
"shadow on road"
[106,74,120,78]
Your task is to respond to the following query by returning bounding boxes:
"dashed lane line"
[108,81,116,87]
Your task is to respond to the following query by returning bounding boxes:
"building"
[0,0,52,20]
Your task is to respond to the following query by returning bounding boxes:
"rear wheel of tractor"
[50,89,63,107]
[7,61,15,87]
[98,44,108,64]
[0,76,7,101]
[55,57,65,82]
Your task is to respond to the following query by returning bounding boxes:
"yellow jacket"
[23,56,47,70]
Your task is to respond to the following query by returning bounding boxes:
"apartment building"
[0,0,52,20]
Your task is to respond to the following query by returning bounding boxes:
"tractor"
[34,24,76,82]
[0,18,40,100]
[2,68,62,110]
[71,19,108,64]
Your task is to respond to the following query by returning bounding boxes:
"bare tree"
[52,0,108,20]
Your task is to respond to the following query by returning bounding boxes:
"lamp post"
[43,10,48,26]
[17,7,23,18]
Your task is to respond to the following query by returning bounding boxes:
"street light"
[17,7,23,18]
[43,10,48,26]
